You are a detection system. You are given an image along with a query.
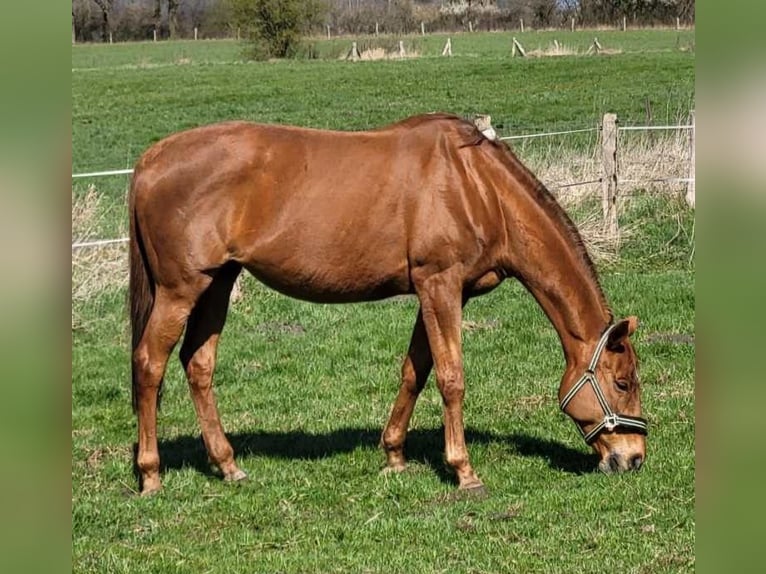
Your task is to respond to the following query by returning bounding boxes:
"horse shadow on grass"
[152,427,599,485]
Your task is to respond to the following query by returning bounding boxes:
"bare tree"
[168,0,180,38]
[154,0,162,38]
[91,0,114,42]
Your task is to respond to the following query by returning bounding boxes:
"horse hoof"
[224,469,248,483]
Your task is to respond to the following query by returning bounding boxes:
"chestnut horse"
[129,113,647,495]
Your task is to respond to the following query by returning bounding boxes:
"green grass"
[72,30,694,573]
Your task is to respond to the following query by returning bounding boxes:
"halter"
[559,324,648,444]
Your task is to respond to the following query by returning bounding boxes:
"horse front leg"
[415,269,485,492]
[381,309,433,471]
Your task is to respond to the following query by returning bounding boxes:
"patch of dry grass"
[522,130,692,263]
[360,47,420,60]
[72,186,128,328]
[528,40,580,57]
[525,40,622,58]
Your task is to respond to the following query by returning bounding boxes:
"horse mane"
[393,115,611,319]
[441,115,613,322]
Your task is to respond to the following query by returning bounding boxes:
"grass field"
[72,30,694,573]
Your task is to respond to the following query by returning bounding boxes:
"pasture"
[72,30,695,573]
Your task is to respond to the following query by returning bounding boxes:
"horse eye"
[615,380,629,392]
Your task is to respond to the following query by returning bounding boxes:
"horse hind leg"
[381,309,432,471]
[134,287,198,495]
[179,263,246,483]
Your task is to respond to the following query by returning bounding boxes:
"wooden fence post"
[398,40,406,57]
[194,27,198,40]
[442,37,452,56]
[586,37,602,55]
[326,24,331,39]
[685,110,695,208]
[520,18,525,33]
[468,21,473,33]
[349,41,360,61]
[601,113,619,237]
[375,22,379,36]
[421,21,425,36]
[512,37,526,57]
[622,16,627,31]
[153,29,157,42]
[571,17,575,32]
[676,16,681,30]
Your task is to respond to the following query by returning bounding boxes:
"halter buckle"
[604,413,619,431]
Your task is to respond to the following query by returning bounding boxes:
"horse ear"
[607,316,639,351]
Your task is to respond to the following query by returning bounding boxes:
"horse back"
[131,116,506,301]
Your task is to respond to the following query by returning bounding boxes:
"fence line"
[71,123,692,179]
[618,124,694,132]
[72,168,134,179]
[620,177,694,184]
[72,116,694,248]
[551,178,602,190]
[499,127,598,141]
[72,237,129,250]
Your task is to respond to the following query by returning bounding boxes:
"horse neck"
[497,159,611,368]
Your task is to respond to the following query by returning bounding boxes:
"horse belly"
[239,218,411,303]
[243,256,411,303]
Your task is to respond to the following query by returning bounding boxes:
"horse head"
[560,316,647,473]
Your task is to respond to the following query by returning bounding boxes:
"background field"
[72,30,695,573]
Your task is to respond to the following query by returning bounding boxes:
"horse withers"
[129,113,646,495]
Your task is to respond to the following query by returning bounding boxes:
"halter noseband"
[559,324,648,444]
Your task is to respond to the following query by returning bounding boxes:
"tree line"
[73,0,695,44]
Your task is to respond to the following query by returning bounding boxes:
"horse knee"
[437,369,464,403]
[184,353,214,389]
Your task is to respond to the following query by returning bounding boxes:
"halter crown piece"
[559,324,649,444]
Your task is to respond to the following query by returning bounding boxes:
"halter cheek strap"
[560,324,648,444]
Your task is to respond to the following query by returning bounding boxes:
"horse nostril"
[630,454,644,470]
[607,454,621,473]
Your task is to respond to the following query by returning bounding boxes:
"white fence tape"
[72,168,134,179]
[499,127,598,141]
[618,124,694,131]
[72,238,129,250]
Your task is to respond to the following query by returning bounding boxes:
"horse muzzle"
[599,451,645,473]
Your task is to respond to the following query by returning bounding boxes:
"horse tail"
[129,172,155,413]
